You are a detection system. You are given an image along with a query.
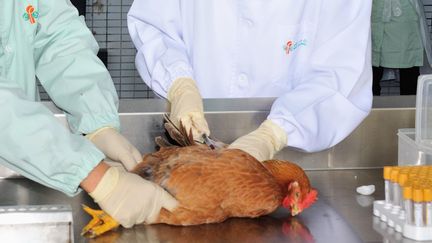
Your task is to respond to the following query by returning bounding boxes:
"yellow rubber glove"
[167,77,210,142]
[228,120,287,162]
[86,127,142,171]
[89,167,178,228]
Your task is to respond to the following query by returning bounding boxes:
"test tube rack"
[373,165,432,241]
[373,200,432,241]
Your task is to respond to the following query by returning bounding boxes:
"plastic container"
[384,166,393,205]
[403,185,413,225]
[416,74,432,146]
[397,128,432,166]
[424,187,432,227]
[413,188,424,227]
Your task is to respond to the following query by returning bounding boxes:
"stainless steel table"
[0,97,422,242]
[1,169,392,243]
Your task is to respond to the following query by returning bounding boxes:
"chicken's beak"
[291,205,300,216]
[283,181,302,216]
[290,196,302,216]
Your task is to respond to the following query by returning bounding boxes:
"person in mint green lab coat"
[0,1,177,228]
[372,0,432,95]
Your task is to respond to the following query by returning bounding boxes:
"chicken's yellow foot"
[81,204,120,238]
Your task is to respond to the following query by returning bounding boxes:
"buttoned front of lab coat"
[128,0,373,152]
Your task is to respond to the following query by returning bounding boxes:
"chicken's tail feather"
[162,114,228,149]
[155,136,175,148]
[163,114,196,147]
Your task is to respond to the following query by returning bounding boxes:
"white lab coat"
[128,0,373,152]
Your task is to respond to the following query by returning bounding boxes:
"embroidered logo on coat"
[283,39,307,55]
[23,5,39,24]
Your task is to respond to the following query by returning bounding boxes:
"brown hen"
[82,118,317,237]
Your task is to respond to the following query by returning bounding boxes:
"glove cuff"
[89,167,119,202]
[85,126,116,141]
[167,77,199,102]
[261,120,287,152]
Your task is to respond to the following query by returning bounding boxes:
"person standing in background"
[372,0,432,95]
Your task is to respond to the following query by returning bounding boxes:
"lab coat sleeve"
[127,0,193,97]
[268,1,373,152]
[0,81,104,196]
[34,0,120,134]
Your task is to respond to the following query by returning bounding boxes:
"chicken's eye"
[295,191,300,198]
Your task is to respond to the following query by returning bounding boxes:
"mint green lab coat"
[0,0,120,196]
[372,0,429,68]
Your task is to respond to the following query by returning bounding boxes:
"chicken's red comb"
[300,189,318,210]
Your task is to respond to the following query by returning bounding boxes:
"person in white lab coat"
[128,1,373,161]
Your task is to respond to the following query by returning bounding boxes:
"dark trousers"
[372,67,419,95]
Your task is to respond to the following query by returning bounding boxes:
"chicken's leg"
[81,205,120,238]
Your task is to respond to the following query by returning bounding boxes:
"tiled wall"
[85,0,155,99]
[39,0,432,100]
[424,0,432,24]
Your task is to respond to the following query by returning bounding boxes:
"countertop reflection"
[89,215,316,243]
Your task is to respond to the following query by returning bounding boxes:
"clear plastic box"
[415,74,432,146]
[398,128,432,165]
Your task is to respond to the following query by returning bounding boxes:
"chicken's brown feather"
[133,146,282,225]
[130,117,315,225]
[262,160,311,193]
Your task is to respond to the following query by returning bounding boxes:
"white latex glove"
[89,167,178,228]
[228,120,287,162]
[86,127,142,171]
[167,77,210,142]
